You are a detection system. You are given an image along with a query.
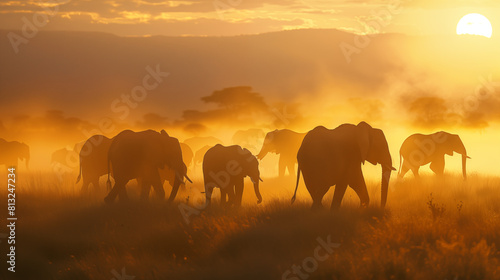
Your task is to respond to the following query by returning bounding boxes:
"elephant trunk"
[167,175,182,202]
[256,147,268,160]
[381,165,392,208]
[252,179,262,204]
[462,154,467,180]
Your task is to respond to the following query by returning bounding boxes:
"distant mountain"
[1,29,498,127]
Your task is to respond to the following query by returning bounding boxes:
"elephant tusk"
[185,175,193,183]
[259,177,264,182]
[466,156,471,159]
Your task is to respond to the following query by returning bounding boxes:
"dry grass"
[1,170,500,279]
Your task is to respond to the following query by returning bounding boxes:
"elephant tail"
[291,165,301,204]
[106,155,112,191]
[75,155,82,184]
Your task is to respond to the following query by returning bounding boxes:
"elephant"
[232,128,265,152]
[104,129,192,204]
[76,135,113,192]
[194,145,211,166]
[180,143,194,168]
[398,131,469,179]
[292,122,395,210]
[184,136,222,154]
[0,138,30,168]
[76,134,188,196]
[203,144,262,207]
[257,129,306,177]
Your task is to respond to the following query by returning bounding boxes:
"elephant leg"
[411,166,421,178]
[91,177,100,190]
[430,157,445,176]
[80,179,89,193]
[398,160,410,179]
[220,187,228,206]
[104,178,128,204]
[151,172,165,199]
[350,168,369,208]
[307,184,329,210]
[167,180,180,203]
[233,178,244,207]
[138,178,151,200]
[330,184,348,210]
[205,183,215,207]
[286,159,296,178]
[117,183,129,202]
[278,156,286,177]
[226,185,236,206]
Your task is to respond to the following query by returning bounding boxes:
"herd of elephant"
[0,121,469,209]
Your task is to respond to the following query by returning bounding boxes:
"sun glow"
[456,13,492,38]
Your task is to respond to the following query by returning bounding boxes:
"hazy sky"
[1,0,500,36]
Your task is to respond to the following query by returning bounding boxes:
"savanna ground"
[1,169,500,280]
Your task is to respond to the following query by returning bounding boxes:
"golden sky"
[2,0,500,175]
[1,0,500,36]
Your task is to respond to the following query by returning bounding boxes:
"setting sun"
[456,13,492,38]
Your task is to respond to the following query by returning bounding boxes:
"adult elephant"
[180,143,194,168]
[104,130,191,204]
[0,139,30,168]
[257,129,306,177]
[77,134,188,196]
[203,144,262,207]
[399,132,469,179]
[76,135,113,192]
[292,122,395,210]
[232,128,265,152]
[194,145,211,166]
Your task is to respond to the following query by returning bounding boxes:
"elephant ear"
[443,133,459,156]
[356,122,372,164]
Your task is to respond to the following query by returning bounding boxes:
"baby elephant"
[203,144,263,207]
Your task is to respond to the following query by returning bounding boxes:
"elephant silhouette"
[180,143,194,168]
[76,134,192,196]
[104,130,192,204]
[292,122,395,210]
[203,144,262,207]
[183,136,222,154]
[257,129,306,177]
[399,132,469,179]
[232,128,265,152]
[194,145,212,166]
[76,135,113,193]
[0,138,30,168]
